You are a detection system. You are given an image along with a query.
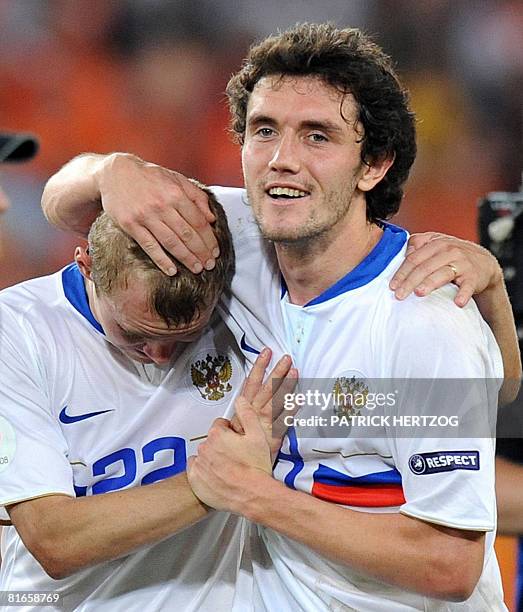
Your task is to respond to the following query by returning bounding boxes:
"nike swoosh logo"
[59,405,114,424]
[240,333,260,355]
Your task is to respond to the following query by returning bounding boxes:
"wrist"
[486,261,504,291]
[240,470,285,523]
[95,152,141,194]
[474,273,507,320]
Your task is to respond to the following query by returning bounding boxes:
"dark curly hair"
[226,23,416,221]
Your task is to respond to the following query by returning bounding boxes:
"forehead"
[104,283,211,337]
[247,75,358,123]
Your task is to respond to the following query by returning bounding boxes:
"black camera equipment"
[479,176,523,351]
[480,176,523,442]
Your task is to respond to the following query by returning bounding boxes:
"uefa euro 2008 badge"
[0,416,16,473]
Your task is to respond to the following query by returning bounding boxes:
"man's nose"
[268,134,301,174]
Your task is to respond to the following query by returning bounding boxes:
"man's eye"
[124,337,143,346]
[256,127,275,137]
[309,133,328,143]
[118,327,143,344]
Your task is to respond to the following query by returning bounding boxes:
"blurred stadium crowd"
[0,0,521,286]
[0,0,522,608]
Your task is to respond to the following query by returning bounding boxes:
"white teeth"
[268,187,307,198]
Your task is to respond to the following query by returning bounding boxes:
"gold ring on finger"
[447,263,458,279]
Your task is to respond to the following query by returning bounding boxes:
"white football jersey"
[213,186,506,612]
[0,263,248,611]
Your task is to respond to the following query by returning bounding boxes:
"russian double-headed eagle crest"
[191,353,233,401]
[332,375,369,418]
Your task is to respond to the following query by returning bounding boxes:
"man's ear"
[74,246,93,281]
[357,153,395,192]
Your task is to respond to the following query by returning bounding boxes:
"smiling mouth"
[267,186,310,200]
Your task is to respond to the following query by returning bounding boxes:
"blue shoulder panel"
[62,263,105,335]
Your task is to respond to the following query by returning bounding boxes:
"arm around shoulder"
[42,153,218,274]
[474,278,521,404]
[41,152,115,236]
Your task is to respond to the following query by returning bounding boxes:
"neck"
[84,278,101,322]
[275,207,383,306]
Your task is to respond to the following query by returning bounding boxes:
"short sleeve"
[382,291,502,531]
[0,305,74,522]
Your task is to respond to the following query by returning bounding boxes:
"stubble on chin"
[250,187,354,248]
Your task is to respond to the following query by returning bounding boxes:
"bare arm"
[392,232,521,403]
[250,477,483,601]
[475,280,521,404]
[188,407,484,602]
[42,153,107,237]
[7,472,207,580]
[496,456,523,534]
[42,153,218,274]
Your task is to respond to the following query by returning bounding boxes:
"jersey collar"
[62,263,105,334]
[280,222,408,307]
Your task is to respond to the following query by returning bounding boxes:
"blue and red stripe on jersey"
[312,463,406,507]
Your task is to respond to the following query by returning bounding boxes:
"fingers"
[235,368,298,434]
[237,352,297,435]
[163,185,220,266]
[184,176,217,224]
[229,415,244,435]
[250,354,294,412]
[210,417,232,431]
[241,348,272,403]
[269,367,299,424]
[147,212,215,274]
[234,397,266,443]
[390,236,445,292]
[405,231,442,253]
[197,419,234,466]
[125,224,178,276]
[453,281,475,307]
[200,419,235,454]
[391,237,470,299]
[396,250,464,299]
[390,255,419,293]
[411,267,455,297]
[390,231,501,308]
[265,378,300,461]
[272,403,296,442]
[270,367,299,415]
[407,254,475,307]
[105,160,219,275]
[254,366,298,440]
[235,359,297,424]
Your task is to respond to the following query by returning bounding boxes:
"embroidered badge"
[191,353,233,401]
[409,451,480,475]
[331,375,369,418]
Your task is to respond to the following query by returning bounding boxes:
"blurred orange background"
[1,1,521,607]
